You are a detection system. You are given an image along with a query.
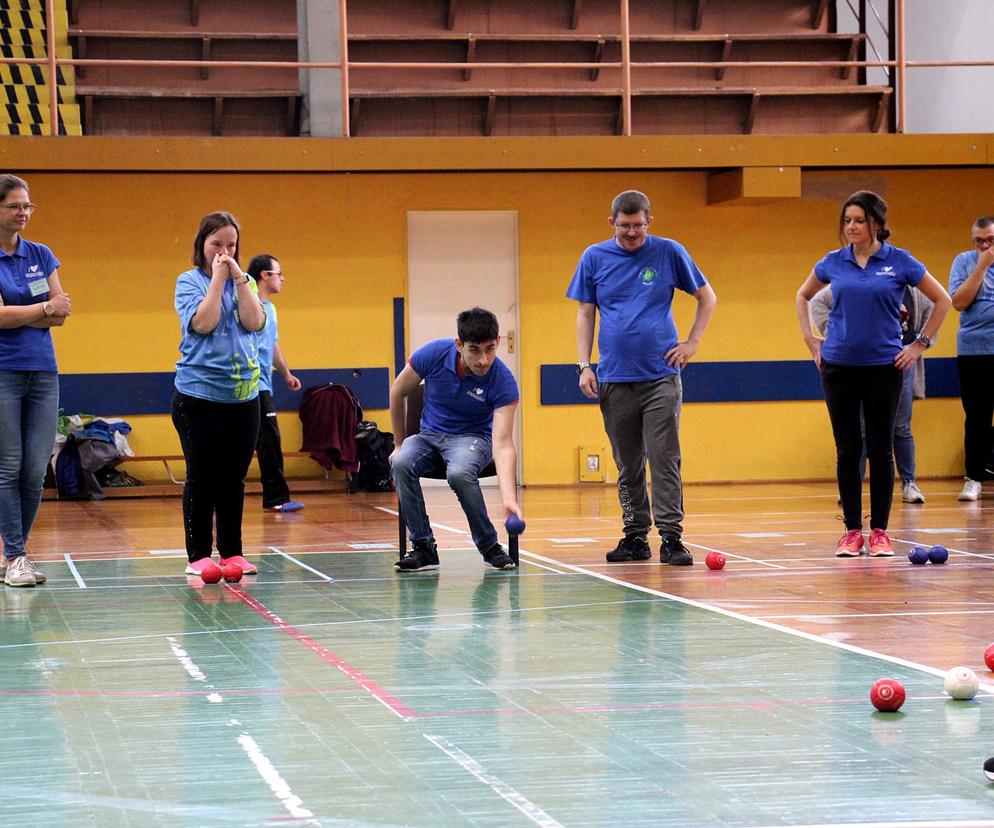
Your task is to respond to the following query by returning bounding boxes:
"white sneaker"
[958,478,982,501]
[902,482,925,504]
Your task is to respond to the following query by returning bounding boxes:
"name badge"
[27,277,49,297]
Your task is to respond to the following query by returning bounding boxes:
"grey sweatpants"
[599,375,684,540]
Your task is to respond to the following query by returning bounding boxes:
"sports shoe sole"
[868,548,895,557]
[394,564,440,572]
[835,549,862,558]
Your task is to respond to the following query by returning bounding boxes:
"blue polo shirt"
[410,338,519,436]
[949,250,994,355]
[815,242,926,366]
[0,237,60,372]
[257,299,278,393]
[174,268,262,403]
[566,235,708,382]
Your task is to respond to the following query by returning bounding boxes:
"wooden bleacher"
[345,0,892,136]
[67,0,298,136]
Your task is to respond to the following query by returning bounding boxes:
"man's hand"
[664,339,699,368]
[284,372,301,391]
[578,366,599,399]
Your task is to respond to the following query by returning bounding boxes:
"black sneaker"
[482,543,516,570]
[394,541,440,572]
[660,536,693,566]
[606,535,651,562]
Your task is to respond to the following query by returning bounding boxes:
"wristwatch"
[914,333,932,349]
[42,301,53,317]
[576,361,591,374]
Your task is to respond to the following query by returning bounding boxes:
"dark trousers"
[171,390,260,562]
[956,355,994,481]
[256,390,291,508]
[821,362,902,531]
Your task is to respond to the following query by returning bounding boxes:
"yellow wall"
[14,139,989,485]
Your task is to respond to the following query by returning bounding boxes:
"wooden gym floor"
[2,480,993,827]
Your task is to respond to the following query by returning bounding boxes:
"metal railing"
[9,0,993,137]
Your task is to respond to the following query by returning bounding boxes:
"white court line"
[517,549,994,694]
[270,546,335,582]
[373,505,469,535]
[424,734,563,828]
[751,822,994,828]
[63,553,87,588]
[237,733,317,823]
[682,540,786,569]
[761,609,994,621]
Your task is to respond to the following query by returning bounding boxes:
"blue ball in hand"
[908,546,930,565]
[505,515,526,535]
[928,545,948,564]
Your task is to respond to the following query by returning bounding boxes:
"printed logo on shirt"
[638,267,657,285]
[875,266,895,276]
[466,387,487,403]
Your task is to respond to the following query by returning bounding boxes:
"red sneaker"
[835,529,864,557]
[218,554,258,575]
[868,528,894,557]
[184,557,216,575]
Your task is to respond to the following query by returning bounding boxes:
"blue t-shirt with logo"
[949,250,994,355]
[0,238,60,372]
[410,338,519,436]
[565,235,708,382]
[257,299,278,393]
[815,242,926,366]
[174,268,262,403]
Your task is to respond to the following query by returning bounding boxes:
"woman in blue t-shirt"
[796,191,950,559]
[0,174,72,588]
[171,212,266,579]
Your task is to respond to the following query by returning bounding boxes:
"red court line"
[226,585,417,720]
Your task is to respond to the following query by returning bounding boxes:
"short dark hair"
[611,190,651,219]
[247,253,275,280]
[192,211,240,270]
[839,190,890,243]
[457,307,499,344]
[0,173,29,202]
[973,216,994,230]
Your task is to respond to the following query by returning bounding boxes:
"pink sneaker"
[184,557,216,575]
[835,529,864,557]
[868,528,894,557]
[218,554,257,575]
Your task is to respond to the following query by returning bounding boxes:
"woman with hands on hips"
[172,211,266,580]
[0,174,71,587]
[796,190,949,559]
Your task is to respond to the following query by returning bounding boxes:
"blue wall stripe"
[58,368,391,417]
[393,296,406,378]
[541,358,961,405]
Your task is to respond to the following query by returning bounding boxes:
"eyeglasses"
[262,270,283,277]
[973,236,994,247]
[615,222,648,233]
[1,202,35,214]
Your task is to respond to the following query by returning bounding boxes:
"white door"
[406,211,521,483]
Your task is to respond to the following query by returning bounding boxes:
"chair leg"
[398,506,407,556]
[509,534,518,566]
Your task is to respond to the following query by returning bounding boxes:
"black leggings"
[171,390,260,562]
[820,362,902,531]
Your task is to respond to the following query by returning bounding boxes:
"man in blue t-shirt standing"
[389,307,522,572]
[949,216,994,501]
[248,254,304,513]
[567,190,717,565]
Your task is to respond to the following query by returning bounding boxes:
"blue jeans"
[0,371,59,560]
[391,430,498,553]
[893,368,916,484]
